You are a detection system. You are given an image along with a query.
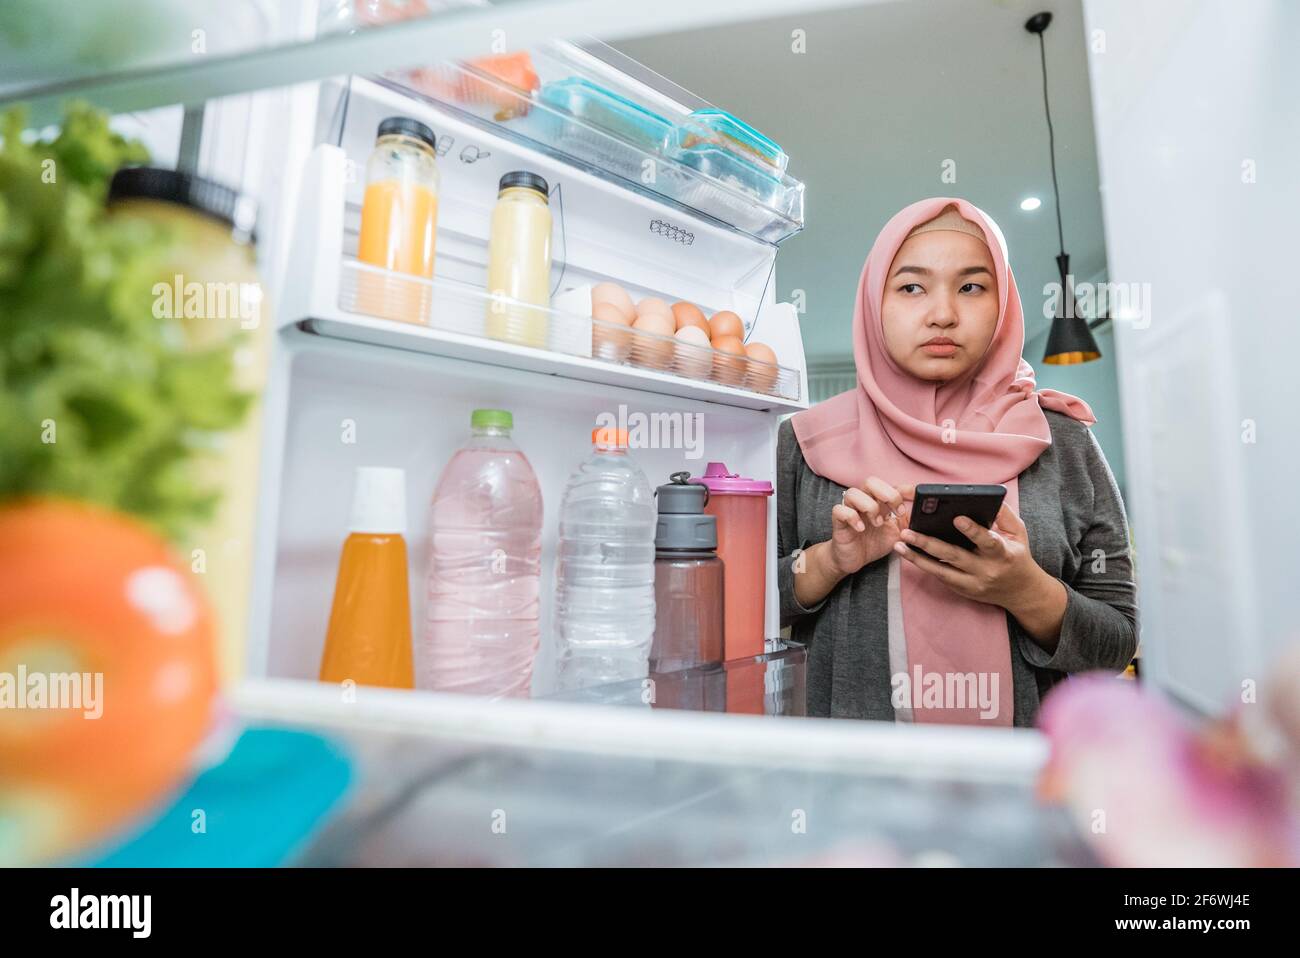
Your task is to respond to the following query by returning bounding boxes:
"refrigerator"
[253,59,810,693]
[2,0,1080,866]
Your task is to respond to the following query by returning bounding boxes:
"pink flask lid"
[688,461,773,496]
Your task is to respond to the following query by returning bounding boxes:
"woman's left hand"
[891,503,1046,611]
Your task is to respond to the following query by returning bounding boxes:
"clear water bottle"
[423,409,542,697]
[553,427,657,691]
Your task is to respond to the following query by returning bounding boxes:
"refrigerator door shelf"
[589,316,801,402]
[337,257,593,359]
[306,265,806,412]
[377,59,805,244]
[279,138,808,412]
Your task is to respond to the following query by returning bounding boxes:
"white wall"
[1084,0,1300,711]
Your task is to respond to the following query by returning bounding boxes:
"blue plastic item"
[676,108,788,174]
[75,727,353,868]
[537,77,673,151]
[669,109,788,206]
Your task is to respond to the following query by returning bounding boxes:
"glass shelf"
[232,677,1090,867]
[544,642,807,715]
[0,0,828,128]
[326,257,803,405]
[373,40,805,243]
[4,2,805,244]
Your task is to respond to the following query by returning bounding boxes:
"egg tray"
[591,317,800,401]
[335,259,800,401]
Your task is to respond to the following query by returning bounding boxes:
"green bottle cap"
[471,408,513,430]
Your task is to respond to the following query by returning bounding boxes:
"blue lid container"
[537,77,674,151]
[674,108,788,175]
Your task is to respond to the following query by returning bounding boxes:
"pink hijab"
[791,197,1096,727]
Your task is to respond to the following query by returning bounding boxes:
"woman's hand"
[891,502,1068,646]
[829,477,916,575]
[791,478,915,611]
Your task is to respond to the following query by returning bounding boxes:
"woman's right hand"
[828,478,916,575]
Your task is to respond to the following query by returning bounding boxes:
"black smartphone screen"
[907,483,1007,553]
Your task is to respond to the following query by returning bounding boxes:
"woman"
[779,197,1137,727]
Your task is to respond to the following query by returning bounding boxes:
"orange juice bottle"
[359,179,439,276]
[356,117,440,323]
[319,467,414,689]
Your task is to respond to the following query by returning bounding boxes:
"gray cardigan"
[777,411,1138,727]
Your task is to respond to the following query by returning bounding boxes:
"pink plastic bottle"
[423,409,543,697]
[690,462,773,661]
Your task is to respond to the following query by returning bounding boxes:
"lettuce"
[0,103,252,541]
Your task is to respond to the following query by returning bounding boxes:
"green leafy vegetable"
[0,102,252,541]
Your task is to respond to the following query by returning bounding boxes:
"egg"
[670,301,710,337]
[591,282,635,322]
[593,300,632,326]
[673,324,713,379]
[633,311,675,337]
[636,297,673,321]
[744,341,780,393]
[631,312,676,369]
[710,334,748,386]
[592,301,633,363]
[708,310,744,341]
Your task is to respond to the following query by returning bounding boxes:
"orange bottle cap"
[592,427,630,448]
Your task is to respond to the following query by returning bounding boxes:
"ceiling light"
[1026,10,1103,366]
[1020,196,1042,211]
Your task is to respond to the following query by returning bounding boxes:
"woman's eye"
[898,283,923,295]
[960,282,987,294]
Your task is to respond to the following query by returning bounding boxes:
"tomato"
[0,499,217,863]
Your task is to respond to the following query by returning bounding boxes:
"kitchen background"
[619,0,1126,492]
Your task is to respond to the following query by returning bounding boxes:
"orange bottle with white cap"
[319,467,414,689]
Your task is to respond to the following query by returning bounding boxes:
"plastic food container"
[538,77,674,151]
[689,462,773,662]
[670,109,787,206]
[675,108,788,174]
[458,52,540,119]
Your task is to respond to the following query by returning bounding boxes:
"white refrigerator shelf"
[296,257,805,411]
[280,145,809,412]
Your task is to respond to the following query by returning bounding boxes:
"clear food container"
[675,108,788,174]
[537,77,674,150]
[669,109,788,207]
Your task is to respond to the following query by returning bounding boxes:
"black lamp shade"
[1042,253,1102,365]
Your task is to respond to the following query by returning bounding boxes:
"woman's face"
[880,230,999,383]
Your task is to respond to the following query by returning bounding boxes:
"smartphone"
[907,483,1007,554]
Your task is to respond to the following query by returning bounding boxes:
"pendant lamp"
[1026,11,1102,365]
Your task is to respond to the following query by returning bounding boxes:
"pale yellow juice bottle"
[485,171,552,348]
